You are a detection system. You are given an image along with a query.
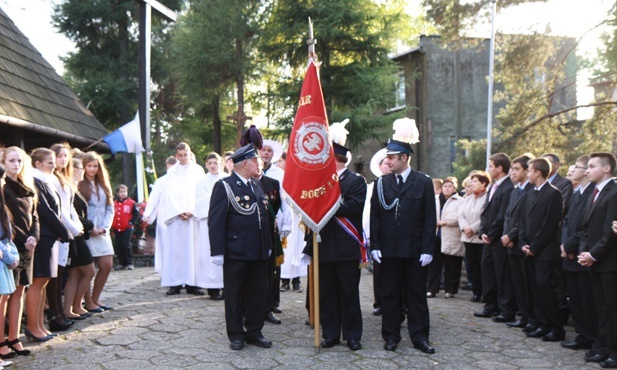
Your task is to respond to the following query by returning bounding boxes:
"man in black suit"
[542,153,574,215]
[560,155,598,351]
[256,163,286,325]
[370,139,436,354]
[500,154,535,329]
[303,142,366,351]
[208,144,273,351]
[519,158,564,342]
[475,153,516,322]
[578,152,617,367]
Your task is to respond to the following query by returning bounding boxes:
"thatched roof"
[0,7,108,147]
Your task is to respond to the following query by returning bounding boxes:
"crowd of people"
[0,120,616,367]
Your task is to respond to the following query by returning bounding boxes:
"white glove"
[419,254,433,267]
[279,230,291,239]
[212,255,224,266]
[371,250,382,264]
[300,253,312,265]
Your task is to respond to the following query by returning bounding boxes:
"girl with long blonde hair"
[77,152,114,312]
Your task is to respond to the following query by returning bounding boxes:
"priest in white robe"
[147,143,206,295]
[194,152,225,300]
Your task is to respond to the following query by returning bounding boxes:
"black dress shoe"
[492,315,515,323]
[246,337,272,348]
[347,339,361,351]
[470,295,481,302]
[229,340,244,350]
[384,339,397,351]
[526,328,550,338]
[413,341,435,354]
[561,341,592,350]
[586,352,609,363]
[522,324,537,333]
[86,307,104,313]
[265,312,281,325]
[506,319,527,328]
[186,287,205,296]
[166,286,181,295]
[209,294,223,301]
[49,318,74,332]
[474,309,498,318]
[600,358,617,368]
[372,307,382,316]
[542,331,565,342]
[98,305,113,311]
[280,283,290,291]
[271,307,282,314]
[320,338,340,348]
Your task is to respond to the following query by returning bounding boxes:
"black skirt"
[33,235,56,278]
[68,237,93,268]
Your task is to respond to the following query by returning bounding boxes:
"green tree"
[259,0,412,146]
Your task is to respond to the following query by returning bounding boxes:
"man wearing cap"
[208,144,273,351]
[303,142,367,351]
[370,135,437,354]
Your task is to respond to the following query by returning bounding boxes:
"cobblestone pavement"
[11,266,598,369]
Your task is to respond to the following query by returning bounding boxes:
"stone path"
[11,266,597,369]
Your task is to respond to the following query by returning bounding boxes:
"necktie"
[592,187,599,203]
[519,186,524,195]
[397,175,404,191]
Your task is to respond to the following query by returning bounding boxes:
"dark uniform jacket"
[579,180,617,273]
[502,182,534,255]
[551,173,573,217]
[208,172,272,261]
[304,169,366,262]
[518,182,563,262]
[370,169,436,258]
[561,183,595,272]
[480,177,514,245]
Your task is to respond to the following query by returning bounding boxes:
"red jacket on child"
[113,197,138,232]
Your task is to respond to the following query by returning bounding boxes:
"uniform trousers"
[528,259,563,333]
[590,272,617,358]
[319,260,362,341]
[481,242,516,317]
[565,270,597,347]
[380,257,430,344]
[509,254,535,325]
[223,258,268,342]
[464,242,483,297]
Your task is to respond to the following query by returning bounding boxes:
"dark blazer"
[480,177,514,245]
[208,172,272,261]
[579,180,617,273]
[74,192,95,240]
[551,173,573,217]
[2,176,40,247]
[518,182,563,261]
[561,183,595,272]
[304,169,366,262]
[502,182,534,255]
[370,169,436,258]
[34,178,71,242]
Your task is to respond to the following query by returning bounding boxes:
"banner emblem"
[293,118,331,166]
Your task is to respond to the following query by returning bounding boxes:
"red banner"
[282,61,341,233]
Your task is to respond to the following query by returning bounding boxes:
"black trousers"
[565,270,597,346]
[443,254,463,294]
[266,253,281,310]
[465,242,483,297]
[509,253,535,324]
[591,272,617,358]
[114,229,133,266]
[380,257,430,344]
[319,260,362,341]
[426,237,444,294]
[481,242,516,317]
[528,259,563,332]
[223,258,268,342]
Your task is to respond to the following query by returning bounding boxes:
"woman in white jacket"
[436,177,464,298]
[47,143,83,331]
[458,171,490,302]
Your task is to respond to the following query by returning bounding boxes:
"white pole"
[486,0,497,168]
[135,151,145,202]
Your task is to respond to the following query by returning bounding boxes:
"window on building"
[394,72,405,108]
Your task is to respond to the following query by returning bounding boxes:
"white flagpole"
[486,0,497,169]
[135,151,145,202]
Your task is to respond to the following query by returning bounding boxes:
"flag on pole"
[282,60,341,233]
[103,113,142,154]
